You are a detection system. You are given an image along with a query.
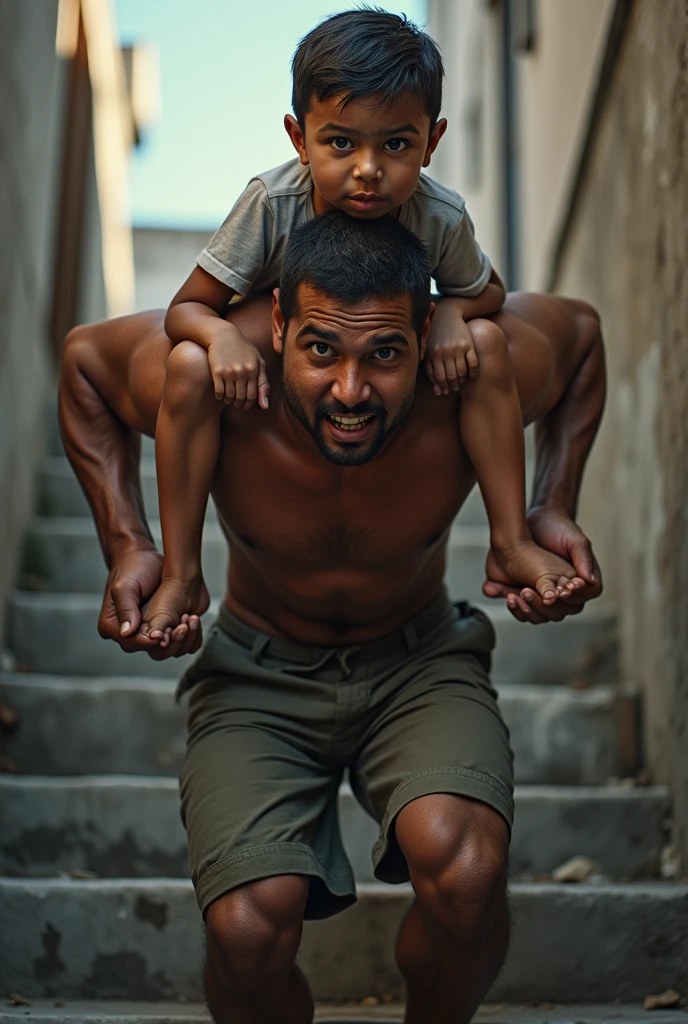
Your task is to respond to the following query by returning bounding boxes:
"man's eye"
[375,347,396,360]
[384,138,409,152]
[330,137,353,151]
[311,342,332,356]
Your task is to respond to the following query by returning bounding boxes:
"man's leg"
[204,876,314,1024]
[394,795,510,1024]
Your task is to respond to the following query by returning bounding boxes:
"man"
[59,214,604,1024]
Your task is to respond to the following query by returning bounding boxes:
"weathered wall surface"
[556,0,688,869]
[0,0,64,647]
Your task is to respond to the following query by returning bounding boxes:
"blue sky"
[116,0,428,228]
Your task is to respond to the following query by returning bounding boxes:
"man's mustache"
[316,400,385,419]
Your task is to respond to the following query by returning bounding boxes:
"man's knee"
[396,794,508,935]
[205,875,308,990]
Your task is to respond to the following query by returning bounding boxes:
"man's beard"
[282,371,415,467]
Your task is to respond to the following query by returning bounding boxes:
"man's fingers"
[110,586,141,638]
[570,535,597,584]
[257,360,270,410]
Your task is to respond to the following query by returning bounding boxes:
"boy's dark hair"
[279,212,431,340]
[291,7,444,128]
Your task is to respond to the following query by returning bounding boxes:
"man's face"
[273,284,430,467]
[284,94,446,219]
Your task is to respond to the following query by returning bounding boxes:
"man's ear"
[272,289,285,353]
[418,302,436,361]
[422,118,447,168]
[284,115,309,166]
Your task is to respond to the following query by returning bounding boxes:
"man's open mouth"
[326,413,377,441]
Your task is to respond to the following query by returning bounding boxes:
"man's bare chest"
[213,401,472,569]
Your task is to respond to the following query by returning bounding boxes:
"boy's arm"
[436,269,506,320]
[165,267,269,408]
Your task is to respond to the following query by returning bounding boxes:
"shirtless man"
[59,214,604,1024]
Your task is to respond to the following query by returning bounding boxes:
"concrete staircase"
[1,413,687,1023]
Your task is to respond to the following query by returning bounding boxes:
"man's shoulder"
[250,159,313,201]
[408,174,468,226]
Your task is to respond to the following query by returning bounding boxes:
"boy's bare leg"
[140,297,274,643]
[458,317,585,604]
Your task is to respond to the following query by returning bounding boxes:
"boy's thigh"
[351,641,514,885]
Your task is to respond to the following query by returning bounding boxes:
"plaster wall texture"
[556,0,688,869]
[0,0,64,647]
[516,0,616,290]
[426,0,507,274]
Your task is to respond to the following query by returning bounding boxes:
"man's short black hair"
[291,7,444,128]
[279,212,431,339]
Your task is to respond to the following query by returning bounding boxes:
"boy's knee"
[467,318,508,359]
[164,341,214,404]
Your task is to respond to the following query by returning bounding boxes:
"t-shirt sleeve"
[433,207,492,298]
[196,178,274,295]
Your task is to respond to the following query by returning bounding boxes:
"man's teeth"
[330,414,373,431]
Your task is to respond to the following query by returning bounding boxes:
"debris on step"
[360,996,380,1006]
[552,855,602,882]
[661,843,679,880]
[8,994,31,1007]
[0,699,19,732]
[644,989,681,1010]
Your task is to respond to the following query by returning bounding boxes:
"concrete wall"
[0,0,65,647]
[556,0,688,870]
[426,0,507,274]
[516,0,615,289]
[132,227,212,312]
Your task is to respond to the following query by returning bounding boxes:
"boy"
[141,9,583,643]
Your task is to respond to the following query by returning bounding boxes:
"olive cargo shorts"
[176,591,514,920]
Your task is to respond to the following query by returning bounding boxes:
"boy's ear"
[284,115,309,165]
[272,289,285,353]
[422,118,448,168]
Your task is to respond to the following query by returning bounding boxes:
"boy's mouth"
[347,192,387,212]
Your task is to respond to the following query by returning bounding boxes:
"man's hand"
[482,507,602,624]
[98,544,203,658]
[207,330,270,410]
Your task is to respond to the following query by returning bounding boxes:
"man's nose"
[331,362,371,406]
[353,148,383,183]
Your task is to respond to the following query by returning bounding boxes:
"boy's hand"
[424,315,479,396]
[207,331,270,410]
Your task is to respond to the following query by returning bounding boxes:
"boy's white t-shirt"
[197,158,491,299]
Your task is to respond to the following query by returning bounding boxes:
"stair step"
[38,455,487,527]
[5,592,617,687]
[0,776,668,881]
[1,878,686,1003]
[1,1005,687,1024]
[0,674,625,784]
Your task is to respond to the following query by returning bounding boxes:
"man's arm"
[483,304,606,622]
[58,323,202,657]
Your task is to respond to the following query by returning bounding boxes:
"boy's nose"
[353,150,383,183]
[331,364,371,406]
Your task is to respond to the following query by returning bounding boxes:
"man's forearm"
[530,314,606,519]
[59,331,154,567]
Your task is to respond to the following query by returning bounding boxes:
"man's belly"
[222,539,451,645]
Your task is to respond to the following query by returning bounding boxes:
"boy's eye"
[384,138,409,152]
[311,341,333,356]
[330,137,354,151]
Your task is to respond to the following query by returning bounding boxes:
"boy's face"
[285,94,447,218]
